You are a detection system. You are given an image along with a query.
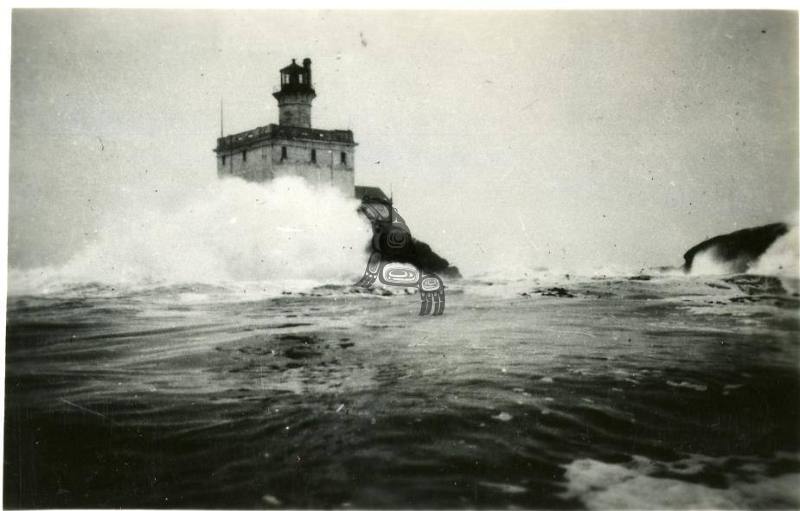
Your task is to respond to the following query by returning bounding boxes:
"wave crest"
[9,177,372,295]
[688,226,798,278]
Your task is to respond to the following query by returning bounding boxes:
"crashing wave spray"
[8,177,372,294]
[748,225,799,278]
[687,247,736,276]
[685,221,796,277]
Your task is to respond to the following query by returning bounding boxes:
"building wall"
[217,139,354,196]
[217,144,274,182]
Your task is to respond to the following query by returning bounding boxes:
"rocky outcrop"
[723,274,786,295]
[683,223,789,273]
[359,196,461,279]
[407,239,461,278]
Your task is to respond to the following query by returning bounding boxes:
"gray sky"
[9,10,798,275]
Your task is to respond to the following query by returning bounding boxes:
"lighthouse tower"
[273,58,316,128]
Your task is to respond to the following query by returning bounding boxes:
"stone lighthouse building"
[214,58,357,196]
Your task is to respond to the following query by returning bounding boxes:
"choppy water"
[5,274,800,509]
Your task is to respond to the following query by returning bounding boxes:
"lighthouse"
[214,57,360,197]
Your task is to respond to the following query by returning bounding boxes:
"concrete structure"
[215,58,357,196]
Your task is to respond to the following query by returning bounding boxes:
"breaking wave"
[748,225,799,277]
[687,248,736,276]
[562,454,800,510]
[688,226,799,278]
[8,177,372,295]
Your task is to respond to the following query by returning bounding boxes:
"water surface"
[5,275,799,508]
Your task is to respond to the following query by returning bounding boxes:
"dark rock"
[584,290,615,298]
[653,265,678,273]
[628,275,652,281]
[409,239,460,276]
[359,196,461,279]
[683,223,788,273]
[380,237,460,278]
[439,265,462,279]
[538,287,575,298]
[723,275,786,295]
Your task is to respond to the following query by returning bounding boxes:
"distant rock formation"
[683,222,789,273]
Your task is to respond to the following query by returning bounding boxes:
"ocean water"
[5,273,800,509]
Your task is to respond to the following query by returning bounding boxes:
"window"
[281,146,287,161]
[242,150,247,162]
[298,74,303,84]
[311,149,316,163]
[222,155,226,165]
[340,152,347,164]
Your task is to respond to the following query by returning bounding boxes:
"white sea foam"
[477,481,527,494]
[562,455,800,510]
[666,380,708,392]
[748,225,799,278]
[688,247,735,276]
[8,177,372,295]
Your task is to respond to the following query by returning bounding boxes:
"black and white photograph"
[3,7,799,509]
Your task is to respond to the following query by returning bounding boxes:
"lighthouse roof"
[280,60,305,73]
[215,123,355,152]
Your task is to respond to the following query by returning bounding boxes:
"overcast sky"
[9,10,798,274]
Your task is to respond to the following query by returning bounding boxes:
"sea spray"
[688,224,799,278]
[687,247,734,276]
[748,225,799,278]
[683,213,797,278]
[8,176,372,295]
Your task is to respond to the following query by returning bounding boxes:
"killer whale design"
[356,198,445,316]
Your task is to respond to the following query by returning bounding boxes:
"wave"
[748,225,799,277]
[8,177,372,296]
[688,223,798,278]
[562,454,800,510]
